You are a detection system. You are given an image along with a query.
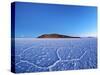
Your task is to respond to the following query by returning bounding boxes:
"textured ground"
[12,38,97,73]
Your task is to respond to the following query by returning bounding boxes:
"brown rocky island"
[37,33,80,38]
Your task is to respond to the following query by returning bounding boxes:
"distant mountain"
[37,33,80,38]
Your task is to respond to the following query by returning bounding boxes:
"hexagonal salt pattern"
[12,38,97,73]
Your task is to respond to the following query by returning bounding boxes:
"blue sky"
[15,2,97,38]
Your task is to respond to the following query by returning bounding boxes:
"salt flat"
[12,38,97,73]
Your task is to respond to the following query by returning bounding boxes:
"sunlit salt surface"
[12,38,97,73]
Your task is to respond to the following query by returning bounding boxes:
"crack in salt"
[48,48,87,71]
[16,46,87,71]
[79,51,87,60]
[16,60,48,69]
